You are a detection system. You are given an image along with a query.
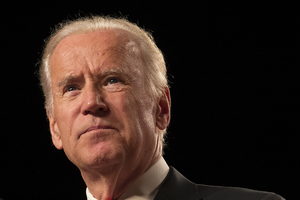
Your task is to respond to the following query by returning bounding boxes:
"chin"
[77,142,125,170]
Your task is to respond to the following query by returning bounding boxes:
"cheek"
[108,93,142,136]
[121,92,156,136]
[54,99,80,138]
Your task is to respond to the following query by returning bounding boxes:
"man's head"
[39,16,170,177]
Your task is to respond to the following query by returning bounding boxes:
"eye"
[104,77,125,92]
[67,86,77,92]
[64,85,78,94]
[107,78,120,85]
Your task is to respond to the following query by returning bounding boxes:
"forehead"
[49,29,142,78]
[64,29,125,48]
[51,29,129,62]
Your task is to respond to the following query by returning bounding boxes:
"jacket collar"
[154,167,203,200]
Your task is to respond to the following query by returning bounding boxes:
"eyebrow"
[58,75,78,88]
[101,67,134,83]
[57,67,132,88]
[101,68,128,77]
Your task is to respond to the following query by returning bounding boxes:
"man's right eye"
[66,86,77,92]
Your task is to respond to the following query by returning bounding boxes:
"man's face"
[47,30,167,173]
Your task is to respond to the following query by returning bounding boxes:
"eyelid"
[103,76,126,92]
[63,84,80,94]
[105,77,123,85]
[101,69,130,83]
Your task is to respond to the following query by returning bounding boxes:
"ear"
[47,109,63,150]
[156,87,171,130]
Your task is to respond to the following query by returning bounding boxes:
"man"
[39,16,284,200]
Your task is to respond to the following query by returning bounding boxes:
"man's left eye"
[104,77,125,92]
[107,78,120,85]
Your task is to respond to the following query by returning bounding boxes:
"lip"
[80,125,115,138]
[83,125,113,134]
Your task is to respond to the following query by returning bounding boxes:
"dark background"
[0,1,298,199]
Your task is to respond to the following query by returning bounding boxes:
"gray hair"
[39,15,169,143]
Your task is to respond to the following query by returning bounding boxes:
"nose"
[81,85,108,115]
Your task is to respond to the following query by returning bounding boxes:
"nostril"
[83,104,108,115]
[98,105,108,112]
[84,110,91,115]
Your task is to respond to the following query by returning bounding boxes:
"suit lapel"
[154,167,202,200]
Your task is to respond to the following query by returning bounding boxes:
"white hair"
[39,15,169,144]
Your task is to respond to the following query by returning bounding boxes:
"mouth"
[80,125,115,138]
[84,125,114,133]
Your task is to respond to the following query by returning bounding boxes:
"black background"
[0,1,298,199]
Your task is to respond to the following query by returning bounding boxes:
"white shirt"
[86,157,169,200]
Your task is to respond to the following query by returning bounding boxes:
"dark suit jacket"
[154,167,285,200]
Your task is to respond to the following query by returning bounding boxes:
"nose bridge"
[82,81,106,114]
[85,83,100,105]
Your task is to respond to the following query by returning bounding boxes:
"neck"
[81,155,162,200]
[81,163,121,200]
[82,136,163,200]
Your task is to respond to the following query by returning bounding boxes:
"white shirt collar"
[86,157,169,200]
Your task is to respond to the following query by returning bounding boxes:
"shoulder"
[156,167,285,200]
[197,184,285,200]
